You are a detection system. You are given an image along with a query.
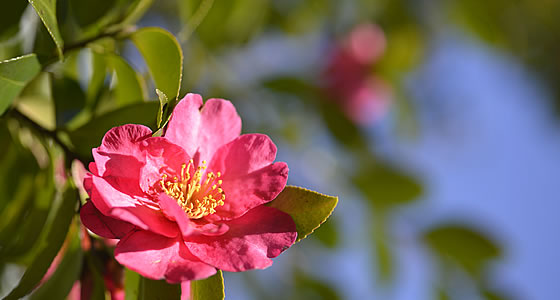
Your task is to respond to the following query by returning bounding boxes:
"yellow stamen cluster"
[159,159,225,219]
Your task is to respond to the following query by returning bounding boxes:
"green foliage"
[130,27,183,101]
[0,55,41,115]
[106,54,146,106]
[125,268,141,300]
[138,277,181,300]
[28,0,64,60]
[190,271,225,300]
[292,270,341,300]
[267,186,338,243]
[3,184,77,300]
[67,101,159,159]
[422,223,502,277]
[354,163,422,210]
[30,224,83,300]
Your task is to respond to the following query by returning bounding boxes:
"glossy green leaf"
[4,184,77,300]
[0,54,41,115]
[67,101,159,159]
[422,223,502,277]
[190,270,224,300]
[138,277,181,300]
[28,0,64,60]
[124,269,141,300]
[130,27,183,100]
[106,54,146,107]
[267,186,338,243]
[353,163,422,210]
[30,224,83,300]
[86,50,107,108]
[155,89,168,128]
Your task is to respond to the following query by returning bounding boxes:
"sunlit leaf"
[124,268,140,300]
[3,184,77,300]
[28,0,64,60]
[120,0,155,26]
[106,54,146,107]
[155,88,168,128]
[267,186,338,243]
[138,277,181,300]
[422,223,502,277]
[130,27,183,101]
[0,54,41,115]
[190,271,224,300]
[67,101,159,159]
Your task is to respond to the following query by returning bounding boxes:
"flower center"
[159,159,225,219]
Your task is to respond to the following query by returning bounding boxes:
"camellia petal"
[185,205,297,272]
[80,201,135,239]
[158,194,194,238]
[210,162,289,221]
[115,230,216,282]
[166,94,241,162]
[89,176,178,238]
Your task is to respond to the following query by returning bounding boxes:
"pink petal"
[165,94,203,158]
[115,231,216,283]
[89,175,178,238]
[80,201,135,239]
[166,94,241,163]
[209,162,288,221]
[93,124,152,176]
[158,194,194,238]
[138,137,190,194]
[185,206,297,272]
[197,98,241,162]
[207,134,278,177]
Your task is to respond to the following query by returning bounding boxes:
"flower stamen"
[159,159,225,219]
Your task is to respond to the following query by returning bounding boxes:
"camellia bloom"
[80,94,297,295]
[323,23,391,125]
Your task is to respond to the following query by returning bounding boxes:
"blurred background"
[1,0,559,299]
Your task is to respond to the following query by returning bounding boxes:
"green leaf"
[0,54,41,115]
[52,76,86,127]
[155,89,168,128]
[3,184,77,300]
[422,223,502,277]
[106,54,146,107]
[28,0,64,60]
[0,1,28,41]
[267,186,338,243]
[124,269,141,300]
[190,270,224,300]
[131,27,183,101]
[292,270,341,300]
[309,216,339,248]
[138,277,181,300]
[353,163,422,210]
[120,0,155,26]
[86,50,107,108]
[69,0,115,28]
[30,224,83,300]
[67,101,159,159]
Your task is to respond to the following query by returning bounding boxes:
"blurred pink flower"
[323,23,391,124]
[80,94,297,294]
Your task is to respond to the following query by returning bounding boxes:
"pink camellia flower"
[323,22,391,125]
[80,94,297,295]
